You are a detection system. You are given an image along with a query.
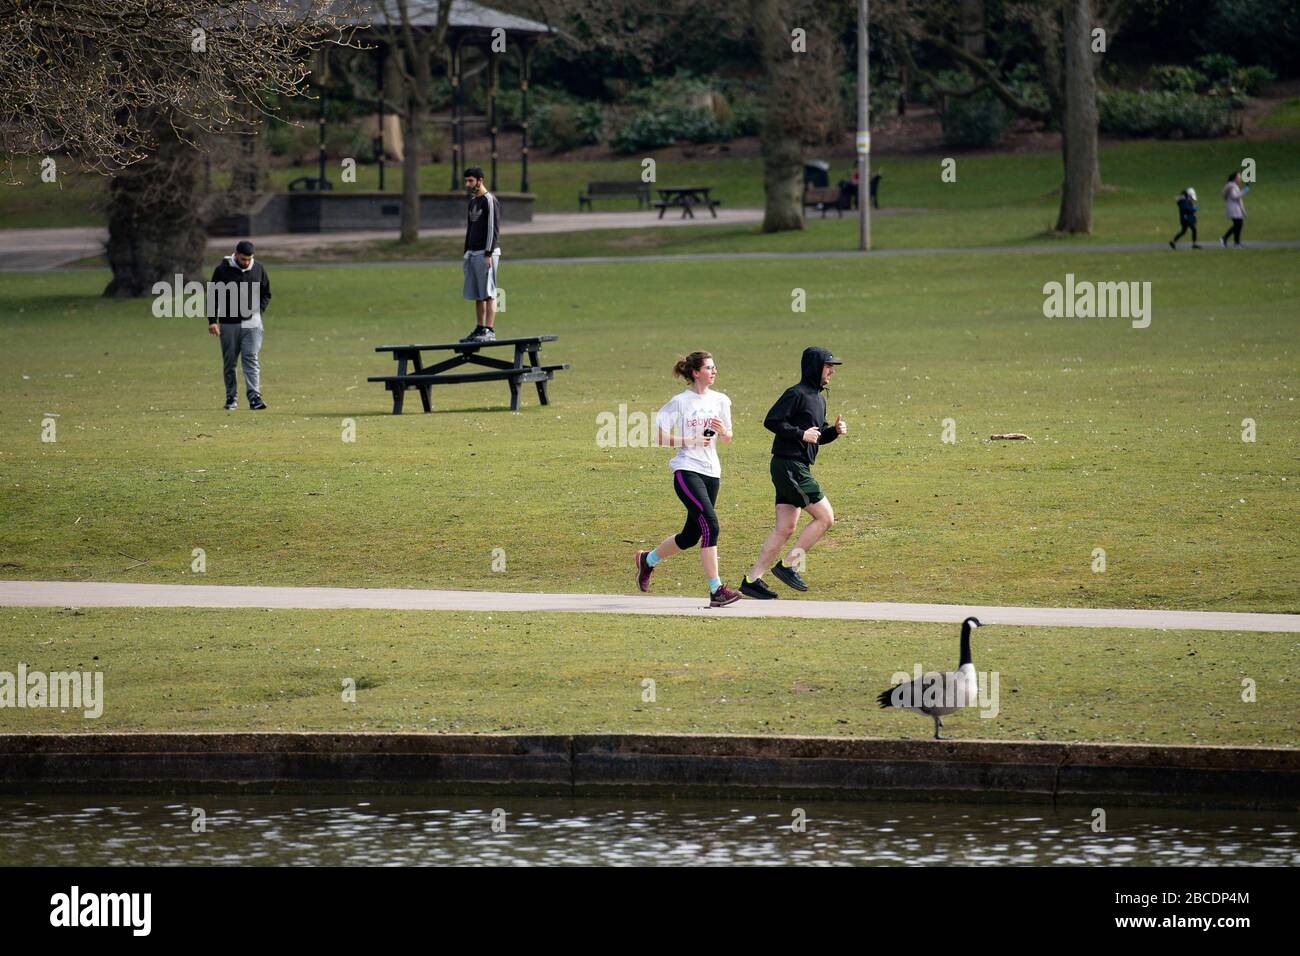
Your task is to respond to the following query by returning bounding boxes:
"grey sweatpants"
[219,324,263,401]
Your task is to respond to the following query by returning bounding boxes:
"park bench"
[579,181,651,210]
[369,335,568,413]
[802,186,845,217]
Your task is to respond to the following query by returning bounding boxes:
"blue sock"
[645,550,661,567]
[708,576,722,593]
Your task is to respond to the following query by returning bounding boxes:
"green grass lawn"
[1,607,1295,746]
[2,249,1296,615]
[9,133,1300,255]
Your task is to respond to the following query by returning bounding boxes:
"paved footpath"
[1,581,1295,632]
[4,219,1296,271]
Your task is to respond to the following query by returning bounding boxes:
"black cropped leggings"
[1173,222,1197,243]
[672,470,721,550]
[1222,218,1244,245]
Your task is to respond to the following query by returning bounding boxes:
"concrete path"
[7,221,1294,272]
[1,580,1294,632]
[0,208,768,271]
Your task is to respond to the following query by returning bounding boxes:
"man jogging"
[207,240,271,410]
[740,346,847,599]
[460,166,501,343]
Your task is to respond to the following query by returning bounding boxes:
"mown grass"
[1,249,1296,613]
[7,133,1299,253]
[1,607,1295,746]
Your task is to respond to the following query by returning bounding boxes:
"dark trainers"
[770,560,809,592]
[473,327,497,342]
[739,575,778,600]
[459,326,485,342]
[709,584,741,608]
[224,399,237,410]
[635,550,655,592]
[249,395,267,410]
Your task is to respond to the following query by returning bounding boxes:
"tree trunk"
[751,0,805,233]
[400,96,421,243]
[1055,0,1097,233]
[960,0,986,56]
[103,113,207,297]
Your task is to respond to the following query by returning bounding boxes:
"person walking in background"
[634,351,741,608]
[460,166,502,342]
[739,347,847,600]
[1220,172,1249,248]
[207,240,271,411]
[1169,187,1200,249]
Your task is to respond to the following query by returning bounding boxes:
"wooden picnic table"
[653,186,721,219]
[368,335,568,414]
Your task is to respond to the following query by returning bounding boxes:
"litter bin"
[804,160,830,189]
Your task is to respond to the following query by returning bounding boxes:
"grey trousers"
[219,324,263,401]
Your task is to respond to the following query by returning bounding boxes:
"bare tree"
[749,0,842,232]
[1,0,360,294]
[367,0,453,243]
[883,0,1124,234]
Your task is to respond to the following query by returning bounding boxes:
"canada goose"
[878,617,985,739]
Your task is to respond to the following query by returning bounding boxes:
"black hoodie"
[764,346,839,465]
[207,256,271,324]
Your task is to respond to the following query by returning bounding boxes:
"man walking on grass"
[459,166,502,343]
[207,240,271,411]
[740,347,847,599]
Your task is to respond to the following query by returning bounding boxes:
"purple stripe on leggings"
[676,470,712,548]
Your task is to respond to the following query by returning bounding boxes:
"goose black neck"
[959,623,973,667]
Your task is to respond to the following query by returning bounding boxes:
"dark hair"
[235,240,255,256]
[672,351,713,382]
[1227,171,1238,182]
[464,166,484,181]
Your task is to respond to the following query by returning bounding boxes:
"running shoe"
[635,550,655,592]
[709,584,741,608]
[459,326,484,342]
[1219,237,1227,248]
[249,395,267,410]
[739,576,778,600]
[474,327,497,342]
[224,399,237,410]
[1168,241,1176,249]
[770,560,809,592]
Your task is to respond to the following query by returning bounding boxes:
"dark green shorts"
[770,456,823,508]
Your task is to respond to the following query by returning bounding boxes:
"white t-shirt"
[656,388,732,478]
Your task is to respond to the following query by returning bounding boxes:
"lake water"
[1,795,1295,866]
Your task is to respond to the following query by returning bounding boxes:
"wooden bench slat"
[375,335,557,352]
[368,364,568,385]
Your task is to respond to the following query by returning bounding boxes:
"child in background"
[1169,187,1200,249]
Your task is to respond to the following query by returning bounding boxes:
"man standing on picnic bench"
[460,166,502,343]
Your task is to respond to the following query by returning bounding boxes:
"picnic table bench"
[369,335,568,414]
[652,186,721,219]
[579,181,651,210]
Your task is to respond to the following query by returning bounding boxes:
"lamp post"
[856,0,870,251]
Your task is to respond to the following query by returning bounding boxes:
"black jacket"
[765,346,840,465]
[464,192,502,254]
[1177,196,1198,225]
[207,256,271,323]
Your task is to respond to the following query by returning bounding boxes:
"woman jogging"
[1220,171,1249,248]
[1169,187,1200,249]
[634,351,741,608]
